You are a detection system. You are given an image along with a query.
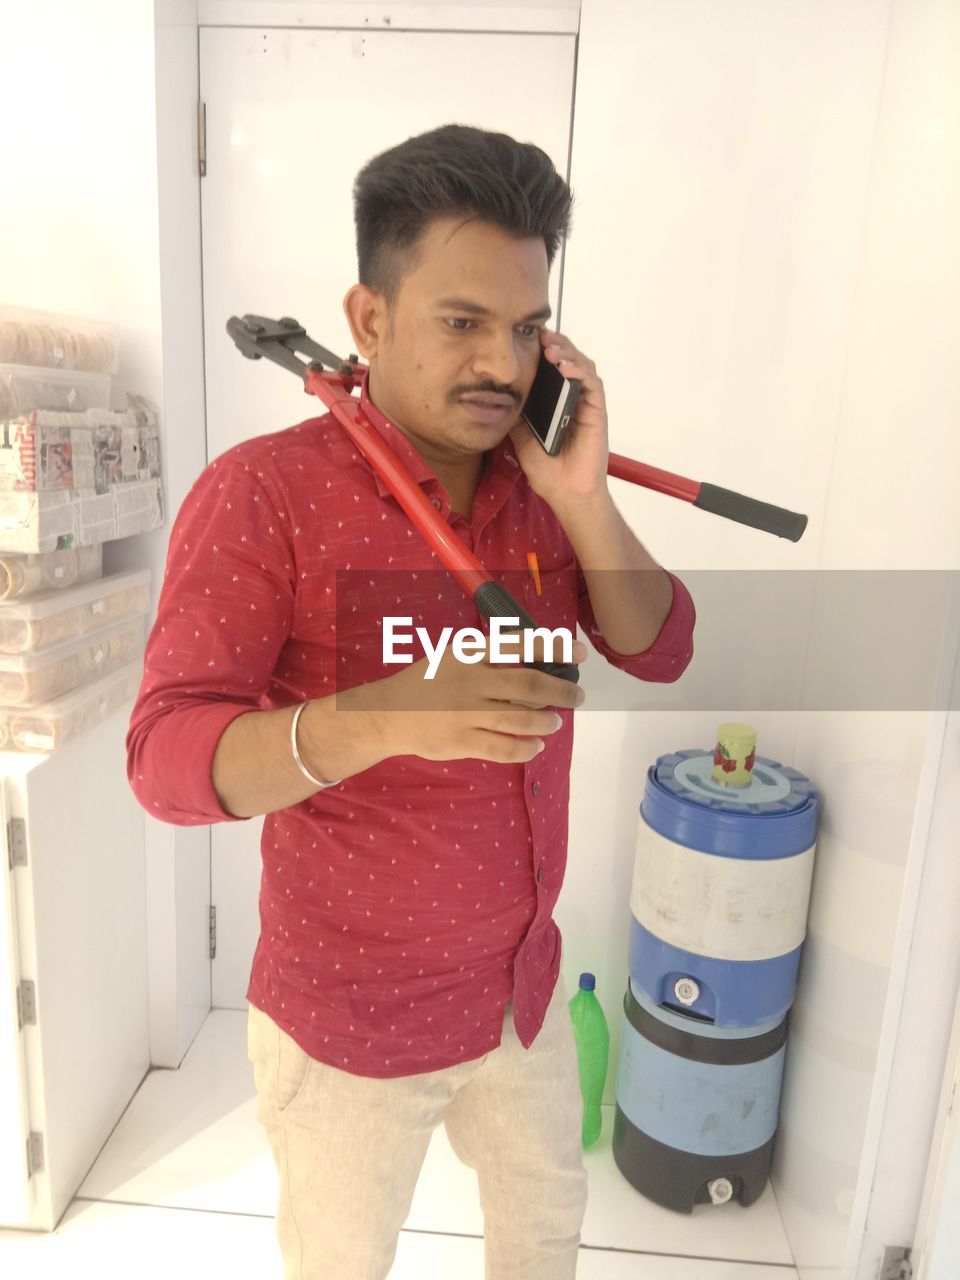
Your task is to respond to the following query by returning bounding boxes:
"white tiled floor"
[0,1010,799,1278]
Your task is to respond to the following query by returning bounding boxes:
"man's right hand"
[370,630,588,765]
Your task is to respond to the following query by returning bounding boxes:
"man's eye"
[445,319,541,336]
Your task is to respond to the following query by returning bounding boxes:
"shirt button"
[431,497,442,511]
[537,867,544,882]
[531,781,540,797]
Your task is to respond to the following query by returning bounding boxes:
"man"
[127,123,695,1279]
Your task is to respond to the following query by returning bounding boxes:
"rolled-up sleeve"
[126,454,296,826]
[577,568,695,683]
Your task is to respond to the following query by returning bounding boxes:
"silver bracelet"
[290,701,340,789]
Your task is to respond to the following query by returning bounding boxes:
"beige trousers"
[246,973,588,1279]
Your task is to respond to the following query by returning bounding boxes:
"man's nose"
[471,331,523,391]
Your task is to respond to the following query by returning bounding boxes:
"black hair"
[352,124,574,303]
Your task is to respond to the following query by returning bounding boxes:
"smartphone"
[520,348,581,456]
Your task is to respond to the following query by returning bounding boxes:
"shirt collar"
[357,367,436,498]
[355,366,524,511]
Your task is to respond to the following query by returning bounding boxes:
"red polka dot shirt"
[126,371,695,1077]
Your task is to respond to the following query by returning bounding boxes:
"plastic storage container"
[0,614,146,706]
[0,660,143,753]
[0,304,119,375]
[569,972,610,1148]
[0,568,149,653]
[0,545,102,601]
[0,363,111,420]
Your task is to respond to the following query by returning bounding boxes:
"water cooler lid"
[641,750,818,859]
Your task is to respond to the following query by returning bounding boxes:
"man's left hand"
[509,327,610,511]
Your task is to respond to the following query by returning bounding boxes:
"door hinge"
[17,980,37,1029]
[7,816,27,868]
[879,1245,912,1280]
[26,1131,44,1177]
[209,904,216,960]
[198,101,207,177]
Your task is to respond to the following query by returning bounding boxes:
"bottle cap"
[579,972,596,991]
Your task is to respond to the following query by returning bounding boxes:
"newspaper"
[0,479,164,553]
[0,396,160,494]
[0,393,164,552]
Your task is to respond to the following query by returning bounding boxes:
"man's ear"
[343,284,388,359]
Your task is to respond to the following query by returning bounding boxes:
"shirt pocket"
[520,555,579,637]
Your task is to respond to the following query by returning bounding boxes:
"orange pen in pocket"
[526,551,542,597]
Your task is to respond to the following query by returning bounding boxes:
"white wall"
[559,0,959,1276]
[0,0,162,1096]
[814,1,960,1272]
[0,0,212,1073]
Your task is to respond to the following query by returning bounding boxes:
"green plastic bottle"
[568,972,610,1148]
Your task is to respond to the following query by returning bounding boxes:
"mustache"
[453,386,520,402]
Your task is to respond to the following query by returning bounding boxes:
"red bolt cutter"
[227,314,807,684]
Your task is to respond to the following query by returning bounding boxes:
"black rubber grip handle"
[472,582,580,684]
[693,482,808,542]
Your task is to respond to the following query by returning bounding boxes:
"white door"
[0,776,31,1225]
[915,984,960,1280]
[845,622,960,1277]
[199,25,577,1006]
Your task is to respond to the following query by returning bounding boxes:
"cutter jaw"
[226,314,361,382]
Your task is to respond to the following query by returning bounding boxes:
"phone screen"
[521,351,581,455]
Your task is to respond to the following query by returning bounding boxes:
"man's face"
[345,215,552,462]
